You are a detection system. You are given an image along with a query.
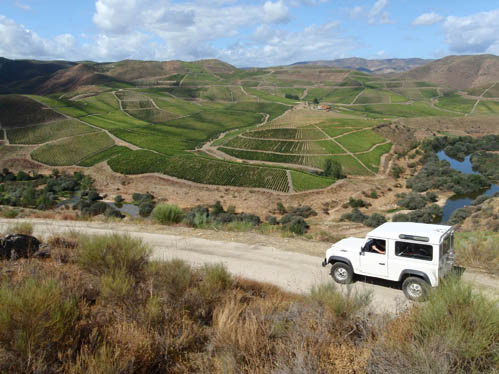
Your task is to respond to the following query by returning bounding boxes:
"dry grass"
[4,221,34,236]
[0,232,373,373]
[0,232,495,374]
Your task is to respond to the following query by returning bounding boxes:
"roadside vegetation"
[0,229,496,374]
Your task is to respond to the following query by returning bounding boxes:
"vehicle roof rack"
[399,234,430,242]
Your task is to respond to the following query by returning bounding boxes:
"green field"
[244,87,298,105]
[345,102,458,117]
[31,131,114,166]
[356,142,392,172]
[245,128,325,140]
[290,171,335,192]
[435,93,476,113]
[78,145,132,167]
[305,87,363,104]
[7,119,95,144]
[108,150,290,192]
[335,130,386,152]
[475,100,499,114]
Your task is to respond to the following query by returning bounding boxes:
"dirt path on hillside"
[0,218,496,314]
[470,83,497,115]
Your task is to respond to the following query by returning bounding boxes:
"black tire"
[331,262,353,284]
[402,276,429,301]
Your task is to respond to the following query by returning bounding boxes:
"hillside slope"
[400,54,499,89]
[291,57,432,74]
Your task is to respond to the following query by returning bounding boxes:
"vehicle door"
[359,237,388,277]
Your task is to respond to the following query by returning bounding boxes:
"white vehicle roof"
[367,222,452,244]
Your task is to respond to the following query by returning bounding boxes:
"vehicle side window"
[395,241,433,261]
[366,239,386,254]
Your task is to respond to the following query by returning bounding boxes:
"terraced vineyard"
[4,58,496,193]
[31,131,114,166]
[7,119,95,144]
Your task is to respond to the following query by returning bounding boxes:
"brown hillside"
[400,54,499,89]
[195,59,238,74]
[104,60,189,81]
[36,64,120,94]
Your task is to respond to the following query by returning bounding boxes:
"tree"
[323,159,343,179]
[313,98,319,104]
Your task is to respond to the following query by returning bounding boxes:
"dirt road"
[0,219,496,313]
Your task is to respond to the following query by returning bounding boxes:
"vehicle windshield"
[440,233,453,258]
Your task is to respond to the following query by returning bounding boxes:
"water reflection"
[437,151,498,223]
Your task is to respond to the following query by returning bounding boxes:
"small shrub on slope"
[152,204,184,224]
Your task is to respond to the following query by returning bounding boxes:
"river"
[437,151,499,223]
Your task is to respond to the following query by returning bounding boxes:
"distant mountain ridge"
[290,58,433,74]
[398,54,499,89]
[1,54,498,94]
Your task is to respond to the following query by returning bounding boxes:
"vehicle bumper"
[452,265,466,277]
[322,258,328,267]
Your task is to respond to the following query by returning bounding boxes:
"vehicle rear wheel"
[402,277,429,301]
[331,262,353,284]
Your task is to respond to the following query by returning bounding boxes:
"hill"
[291,58,432,74]
[35,63,125,94]
[400,54,499,89]
[0,57,75,86]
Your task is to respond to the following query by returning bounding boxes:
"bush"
[184,206,210,227]
[152,204,184,225]
[391,165,404,179]
[99,270,134,304]
[148,259,192,299]
[348,197,370,208]
[200,263,232,296]
[309,283,371,319]
[288,205,317,218]
[364,213,387,228]
[77,233,151,279]
[139,202,155,218]
[396,192,427,210]
[86,201,108,216]
[323,159,343,179]
[448,207,472,225]
[370,277,498,373]
[425,191,438,202]
[114,195,124,204]
[2,209,19,219]
[276,202,287,215]
[5,222,33,236]
[471,195,489,206]
[341,208,367,223]
[266,215,278,225]
[0,278,80,372]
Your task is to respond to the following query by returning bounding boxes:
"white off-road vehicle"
[322,222,456,300]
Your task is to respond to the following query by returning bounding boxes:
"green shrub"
[139,202,155,218]
[200,263,232,295]
[99,270,134,304]
[77,233,151,279]
[152,204,184,225]
[370,277,499,373]
[341,208,368,223]
[364,213,387,228]
[0,278,79,371]
[448,207,472,225]
[114,195,124,204]
[2,209,19,219]
[396,192,427,210]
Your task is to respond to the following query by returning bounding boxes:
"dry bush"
[148,259,192,299]
[5,221,33,236]
[47,232,80,263]
[0,277,80,373]
[77,233,151,279]
[369,276,499,374]
[454,231,499,274]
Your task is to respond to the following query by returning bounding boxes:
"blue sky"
[1,0,499,66]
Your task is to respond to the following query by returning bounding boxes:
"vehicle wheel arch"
[398,269,430,285]
[327,256,353,269]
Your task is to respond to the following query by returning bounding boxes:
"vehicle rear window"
[395,241,433,261]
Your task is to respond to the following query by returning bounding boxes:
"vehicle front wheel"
[402,277,429,301]
[331,262,353,284]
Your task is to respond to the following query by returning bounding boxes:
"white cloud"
[14,0,31,11]
[368,0,393,24]
[443,9,499,54]
[412,12,443,26]
[263,1,290,24]
[349,6,364,18]
[0,15,79,59]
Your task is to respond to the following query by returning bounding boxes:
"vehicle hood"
[327,237,365,255]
